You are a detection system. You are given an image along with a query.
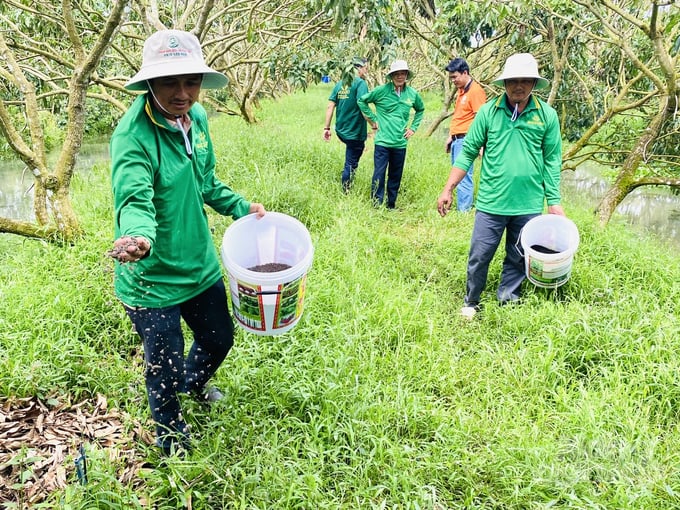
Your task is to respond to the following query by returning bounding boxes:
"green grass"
[2,84,680,509]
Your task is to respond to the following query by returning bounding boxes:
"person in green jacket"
[323,57,370,192]
[358,60,425,209]
[108,30,266,456]
[436,53,566,319]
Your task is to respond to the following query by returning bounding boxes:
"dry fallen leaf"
[0,394,153,507]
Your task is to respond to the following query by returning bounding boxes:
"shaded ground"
[0,394,153,507]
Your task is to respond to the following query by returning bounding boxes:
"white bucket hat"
[387,59,412,79]
[125,30,228,91]
[492,53,549,90]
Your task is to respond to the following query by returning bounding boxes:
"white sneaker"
[460,306,478,319]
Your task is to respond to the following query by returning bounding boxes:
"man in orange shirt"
[444,58,487,212]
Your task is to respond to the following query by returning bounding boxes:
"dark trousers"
[466,211,539,306]
[124,279,234,448]
[372,144,406,207]
[338,135,365,189]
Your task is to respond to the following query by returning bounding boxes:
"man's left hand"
[548,204,566,216]
[249,203,266,218]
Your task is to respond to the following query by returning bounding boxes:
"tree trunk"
[424,87,454,137]
[0,0,126,243]
[595,97,672,225]
[240,98,258,124]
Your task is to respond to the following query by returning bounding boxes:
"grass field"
[1,84,680,509]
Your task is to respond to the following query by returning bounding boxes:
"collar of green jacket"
[495,93,542,113]
[144,95,184,130]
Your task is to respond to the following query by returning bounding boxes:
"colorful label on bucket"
[230,274,307,333]
[527,255,572,287]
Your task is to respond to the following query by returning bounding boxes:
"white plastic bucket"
[220,212,314,336]
[520,214,580,288]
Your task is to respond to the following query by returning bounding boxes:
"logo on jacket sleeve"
[196,131,209,151]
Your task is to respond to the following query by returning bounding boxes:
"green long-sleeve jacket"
[329,76,369,141]
[453,93,562,215]
[357,82,425,149]
[110,95,251,308]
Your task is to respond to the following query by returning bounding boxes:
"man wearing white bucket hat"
[108,29,266,456]
[358,59,425,208]
[436,53,565,319]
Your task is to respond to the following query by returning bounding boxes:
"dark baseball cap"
[352,57,368,68]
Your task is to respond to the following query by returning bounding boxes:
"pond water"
[0,143,110,221]
[1,149,679,248]
[561,163,680,246]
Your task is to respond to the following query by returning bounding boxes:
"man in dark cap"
[323,57,370,192]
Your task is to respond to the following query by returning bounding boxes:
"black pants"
[124,279,234,449]
[465,211,538,306]
[372,144,406,207]
[338,135,365,189]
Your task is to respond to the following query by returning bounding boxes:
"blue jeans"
[465,211,539,306]
[124,279,234,449]
[338,135,365,190]
[451,136,474,212]
[372,144,406,208]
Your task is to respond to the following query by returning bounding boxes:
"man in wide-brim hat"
[437,53,567,319]
[109,29,266,457]
[357,59,425,209]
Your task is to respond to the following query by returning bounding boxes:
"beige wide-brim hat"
[491,53,549,90]
[125,30,228,91]
[386,59,412,79]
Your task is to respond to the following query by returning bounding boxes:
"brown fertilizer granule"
[248,262,292,272]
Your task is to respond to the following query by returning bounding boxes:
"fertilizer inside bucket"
[530,245,560,255]
[520,215,580,289]
[249,263,292,272]
[221,212,314,336]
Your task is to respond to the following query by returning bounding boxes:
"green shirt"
[110,95,251,308]
[357,82,425,149]
[329,76,369,141]
[454,93,562,215]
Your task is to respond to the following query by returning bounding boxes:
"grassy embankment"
[1,84,679,509]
